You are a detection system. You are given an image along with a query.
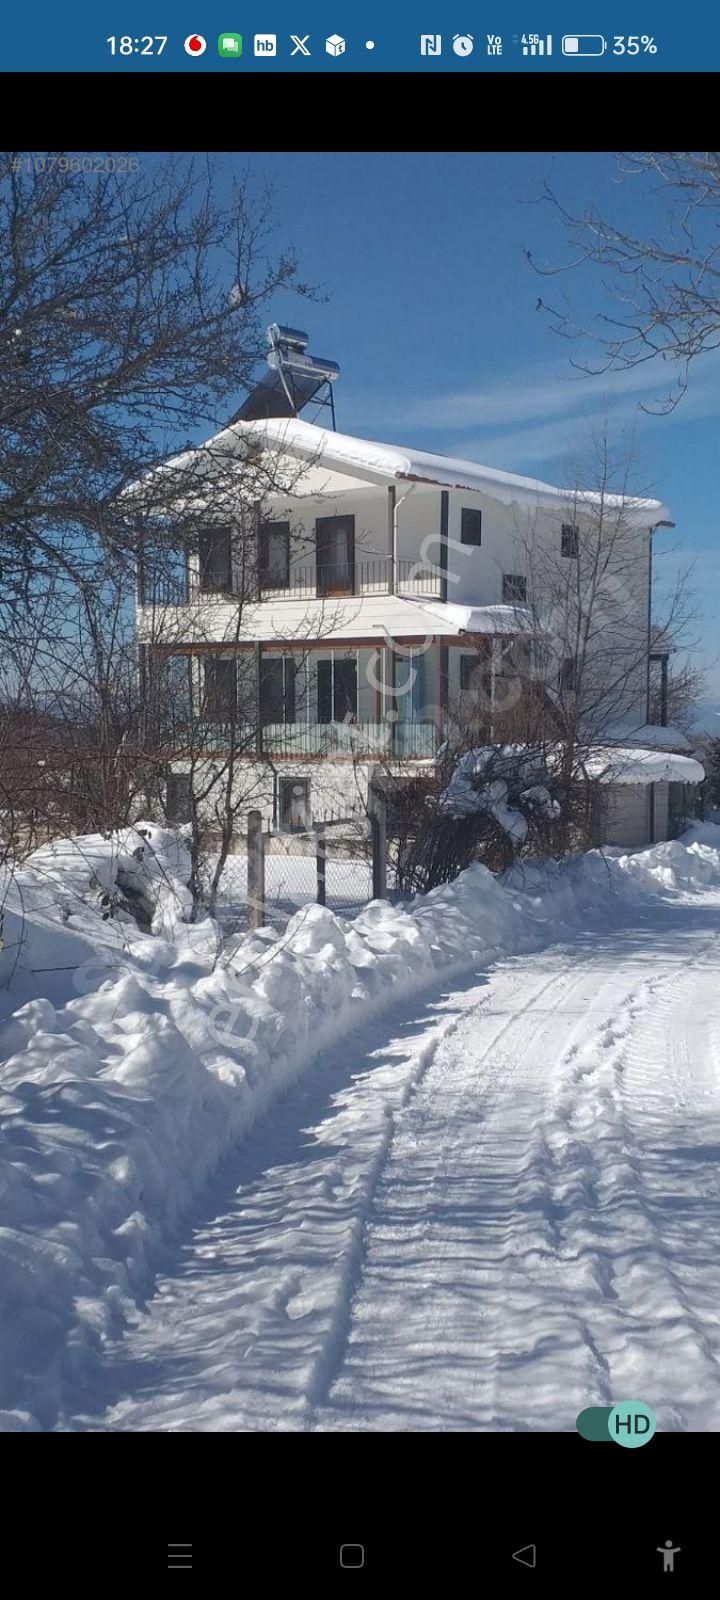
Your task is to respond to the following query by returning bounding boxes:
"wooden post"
[316,828,327,906]
[247,808,265,928]
[371,788,388,900]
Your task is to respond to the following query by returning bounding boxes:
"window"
[460,654,476,691]
[317,656,358,723]
[260,655,296,724]
[203,656,237,720]
[259,520,290,588]
[198,527,232,592]
[502,573,527,603]
[460,507,482,546]
[396,648,426,721]
[561,523,579,558]
[278,776,310,833]
[561,656,576,691]
[165,773,192,823]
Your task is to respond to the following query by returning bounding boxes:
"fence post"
[371,788,388,900]
[316,827,327,906]
[247,809,265,929]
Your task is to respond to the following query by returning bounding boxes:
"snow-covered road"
[62,896,720,1433]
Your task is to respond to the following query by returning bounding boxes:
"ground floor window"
[166,772,192,823]
[396,647,426,719]
[278,776,311,832]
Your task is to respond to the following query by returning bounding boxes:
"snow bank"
[2,823,720,1428]
[0,823,192,996]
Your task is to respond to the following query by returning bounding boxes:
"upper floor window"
[502,573,527,603]
[259,520,290,589]
[461,507,482,546]
[317,656,357,724]
[203,656,237,720]
[198,527,232,592]
[561,523,579,558]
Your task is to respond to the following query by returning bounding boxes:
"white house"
[135,336,702,848]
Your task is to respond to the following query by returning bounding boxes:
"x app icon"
[290,35,311,55]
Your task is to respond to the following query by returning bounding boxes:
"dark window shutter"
[260,657,284,723]
[204,657,237,720]
[284,658,296,724]
[334,659,357,720]
[317,660,332,724]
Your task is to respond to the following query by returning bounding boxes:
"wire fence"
[207,818,377,940]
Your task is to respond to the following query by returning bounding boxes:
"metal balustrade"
[162,718,438,760]
[141,556,444,607]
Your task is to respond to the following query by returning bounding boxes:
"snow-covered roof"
[150,416,673,529]
[584,747,705,785]
[602,720,692,752]
[136,591,533,647]
[403,600,536,636]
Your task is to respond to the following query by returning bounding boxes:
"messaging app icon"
[218,33,242,57]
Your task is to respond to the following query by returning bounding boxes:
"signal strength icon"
[519,33,552,55]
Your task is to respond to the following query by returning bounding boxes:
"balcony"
[165,718,439,760]
[143,557,443,608]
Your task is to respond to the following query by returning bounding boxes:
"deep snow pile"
[2,822,720,1430]
[0,823,193,996]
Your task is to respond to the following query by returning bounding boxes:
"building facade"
[135,413,700,848]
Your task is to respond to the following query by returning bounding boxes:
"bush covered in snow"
[393,743,569,895]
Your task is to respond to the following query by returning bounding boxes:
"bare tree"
[0,152,311,617]
[531,153,720,409]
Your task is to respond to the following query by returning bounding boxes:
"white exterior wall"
[168,754,382,833]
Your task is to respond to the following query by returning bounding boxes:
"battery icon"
[562,35,606,55]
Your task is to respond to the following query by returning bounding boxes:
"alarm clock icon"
[452,34,474,56]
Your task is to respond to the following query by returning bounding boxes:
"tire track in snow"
[301,962,581,1429]
[538,930,720,1428]
[314,953,638,1431]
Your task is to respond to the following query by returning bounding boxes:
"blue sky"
[235,151,719,716]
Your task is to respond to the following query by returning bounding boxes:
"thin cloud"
[344,348,720,448]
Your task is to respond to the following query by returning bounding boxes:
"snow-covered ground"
[2,823,720,1431]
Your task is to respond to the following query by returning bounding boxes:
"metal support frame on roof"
[232,325,339,427]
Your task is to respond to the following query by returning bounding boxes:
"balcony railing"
[163,718,439,760]
[142,557,443,608]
